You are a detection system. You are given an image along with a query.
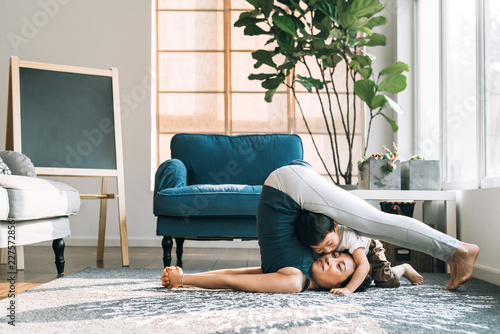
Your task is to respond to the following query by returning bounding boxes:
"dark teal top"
[257,185,313,292]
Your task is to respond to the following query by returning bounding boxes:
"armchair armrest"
[154,158,188,195]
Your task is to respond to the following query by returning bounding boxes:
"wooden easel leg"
[16,245,24,271]
[0,248,7,264]
[97,176,109,262]
[117,176,129,267]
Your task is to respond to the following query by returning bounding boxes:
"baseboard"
[32,237,260,249]
[473,264,500,286]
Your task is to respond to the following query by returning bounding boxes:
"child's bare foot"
[446,242,480,290]
[402,263,423,285]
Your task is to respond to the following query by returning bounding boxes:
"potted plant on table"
[234,0,409,186]
[357,142,400,190]
[401,155,440,190]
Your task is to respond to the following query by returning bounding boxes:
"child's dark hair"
[295,211,337,247]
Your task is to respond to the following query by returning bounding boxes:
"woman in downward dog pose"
[162,161,479,293]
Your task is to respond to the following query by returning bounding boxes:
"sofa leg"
[52,238,65,278]
[175,238,185,267]
[162,236,173,267]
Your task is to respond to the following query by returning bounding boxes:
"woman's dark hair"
[295,211,337,247]
[341,274,373,293]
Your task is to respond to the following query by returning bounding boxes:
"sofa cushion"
[0,175,80,221]
[0,187,8,220]
[154,184,262,217]
[170,134,303,185]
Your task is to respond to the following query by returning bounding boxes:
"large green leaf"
[276,31,295,53]
[352,55,372,67]
[265,88,277,102]
[358,67,373,80]
[366,16,388,28]
[234,16,266,28]
[380,61,410,75]
[347,0,385,18]
[248,73,276,81]
[363,33,386,47]
[297,76,324,92]
[252,50,277,68]
[370,94,387,109]
[354,79,376,105]
[323,54,343,68]
[262,76,284,90]
[377,73,407,93]
[384,94,404,115]
[317,0,337,19]
[273,14,298,37]
[244,24,270,36]
[347,17,369,30]
[380,112,399,132]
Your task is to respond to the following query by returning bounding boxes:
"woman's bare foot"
[446,242,480,290]
[402,263,423,285]
[161,266,184,288]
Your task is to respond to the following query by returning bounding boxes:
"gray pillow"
[0,151,37,177]
[0,157,11,175]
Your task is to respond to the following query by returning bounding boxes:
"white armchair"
[0,151,80,276]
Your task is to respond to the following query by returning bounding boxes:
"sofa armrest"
[154,159,188,194]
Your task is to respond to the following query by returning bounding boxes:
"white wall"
[457,188,500,285]
[0,0,159,247]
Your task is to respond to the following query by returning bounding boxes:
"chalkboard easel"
[6,56,129,267]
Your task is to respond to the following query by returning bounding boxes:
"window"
[416,0,500,189]
[416,0,440,161]
[443,0,477,184]
[484,0,500,181]
[155,0,364,183]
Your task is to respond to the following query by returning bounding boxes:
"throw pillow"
[0,151,37,177]
[0,157,11,175]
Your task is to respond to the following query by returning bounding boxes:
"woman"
[161,252,355,292]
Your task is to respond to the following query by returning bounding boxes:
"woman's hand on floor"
[161,266,184,288]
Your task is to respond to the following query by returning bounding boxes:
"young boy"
[296,211,423,293]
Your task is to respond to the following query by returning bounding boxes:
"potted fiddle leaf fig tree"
[235,0,409,185]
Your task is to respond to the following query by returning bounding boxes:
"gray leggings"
[264,165,459,262]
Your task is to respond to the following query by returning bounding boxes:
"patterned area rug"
[1,268,499,333]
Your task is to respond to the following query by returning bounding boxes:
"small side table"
[349,190,457,239]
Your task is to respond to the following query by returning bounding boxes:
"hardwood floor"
[0,246,261,300]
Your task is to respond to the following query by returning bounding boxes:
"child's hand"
[161,266,184,288]
[329,287,352,295]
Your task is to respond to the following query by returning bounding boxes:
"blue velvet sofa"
[154,133,303,267]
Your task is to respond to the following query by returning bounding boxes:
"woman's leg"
[265,164,458,261]
[265,164,479,290]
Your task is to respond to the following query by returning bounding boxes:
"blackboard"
[19,67,117,170]
[7,57,129,267]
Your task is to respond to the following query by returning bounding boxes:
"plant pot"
[358,160,401,190]
[401,160,440,190]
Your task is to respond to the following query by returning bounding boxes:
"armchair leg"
[175,238,185,267]
[52,238,65,278]
[162,236,173,267]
